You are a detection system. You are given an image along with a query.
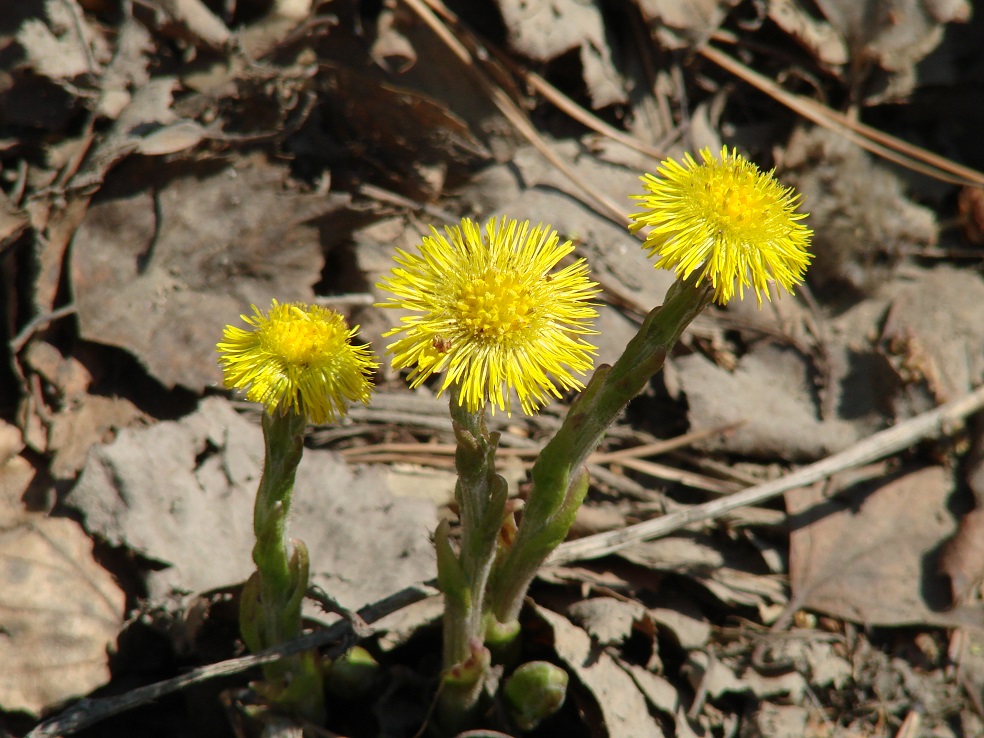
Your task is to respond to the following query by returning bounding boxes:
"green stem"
[240,409,325,722]
[251,410,306,643]
[488,274,714,628]
[437,386,508,720]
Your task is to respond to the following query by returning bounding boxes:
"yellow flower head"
[376,216,599,415]
[217,300,377,424]
[629,146,812,305]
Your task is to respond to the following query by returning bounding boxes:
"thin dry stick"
[699,44,984,188]
[340,424,735,463]
[403,0,624,224]
[550,383,984,565]
[26,584,438,738]
[499,57,671,160]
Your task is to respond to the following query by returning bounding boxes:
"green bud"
[324,646,379,699]
[503,661,568,731]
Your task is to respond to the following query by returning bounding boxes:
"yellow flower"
[217,300,376,424]
[376,217,599,415]
[629,146,812,304]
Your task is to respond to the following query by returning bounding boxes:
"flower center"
[698,167,768,236]
[455,271,534,340]
[263,314,325,367]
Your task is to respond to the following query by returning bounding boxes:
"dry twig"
[551,384,984,564]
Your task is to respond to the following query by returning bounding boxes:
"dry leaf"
[618,533,788,608]
[684,650,807,702]
[66,397,436,607]
[667,343,872,461]
[636,0,740,48]
[957,185,984,245]
[812,0,970,101]
[0,457,35,517]
[0,451,36,528]
[767,0,848,66]
[70,154,334,391]
[322,66,489,201]
[567,597,649,648]
[369,6,417,74]
[939,507,984,604]
[152,0,231,49]
[877,266,984,406]
[134,119,208,156]
[15,0,99,81]
[47,395,146,480]
[0,189,29,247]
[747,703,810,738]
[780,125,938,294]
[650,593,711,650]
[496,0,626,108]
[94,14,152,120]
[21,340,147,479]
[622,663,683,719]
[0,516,125,716]
[787,466,984,629]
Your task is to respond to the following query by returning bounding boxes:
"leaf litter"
[3,0,984,736]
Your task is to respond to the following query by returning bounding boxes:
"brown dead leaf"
[618,533,788,609]
[813,0,970,102]
[636,0,741,48]
[66,397,436,607]
[685,650,807,702]
[70,154,335,391]
[967,415,984,507]
[76,77,206,187]
[0,456,36,527]
[622,663,684,721]
[650,592,711,650]
[149,0,231,49]
[0,2,93,132]
[0,516,125,716]
[567,597,649,648]
[23,340,93,402]
[47,395,146,480]
[939,507,984,604]
[780,126,938,294]
[536,604,667,738]
[370,5,417,74]
[667,343,869,461]
[767,0,849,66]
[877,266,984,409]
[0,189,29,248]
[496,0,626,108]
[957,185,984,245]
[25,73,205,315]
[374,595,444,652]
[0,423,36,526]
[94,14,152,121]
[14,0,100,81]
[19,339,147,477]
[747,703,810,738]
[322,65,489,202]
[570,500,632,537]
[787,466,984,629]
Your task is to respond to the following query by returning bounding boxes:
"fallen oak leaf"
[939,507,984,604]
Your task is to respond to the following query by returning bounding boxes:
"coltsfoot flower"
[376,216,598,415]
[217,300,376,424]
[630,146,812,304]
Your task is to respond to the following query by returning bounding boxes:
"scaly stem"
[487,274,714,630]
[240,410,325,723]
[437,386,508,722]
